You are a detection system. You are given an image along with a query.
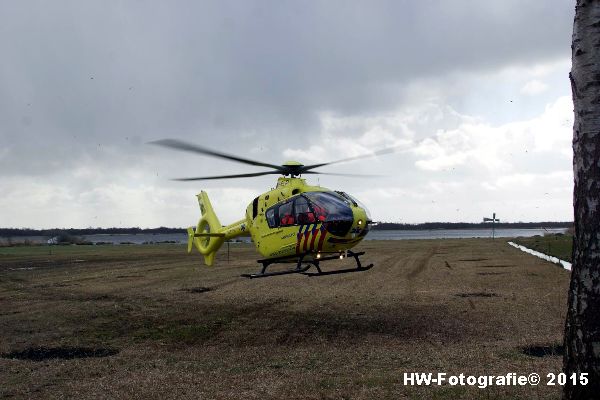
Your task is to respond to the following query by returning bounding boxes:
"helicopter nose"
[325,218,354,236]
[360,205,372,224]
[355,206,372,232]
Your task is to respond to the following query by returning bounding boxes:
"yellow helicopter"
[151,139,393,278]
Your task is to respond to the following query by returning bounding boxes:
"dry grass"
[0,239,570,399]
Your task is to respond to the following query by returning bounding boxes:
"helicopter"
[151,139,394,278]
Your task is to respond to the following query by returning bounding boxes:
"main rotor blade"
[172,171,281,181]
[150,139,284,171]
[300,145,399,173]
[303,171,384,178]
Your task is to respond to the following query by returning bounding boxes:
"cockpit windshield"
[303,192,354,222]
[336,191,371,220]
[265,191,354,229]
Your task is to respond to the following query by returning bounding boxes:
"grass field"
[513,234,573,263]
[0,240,570,399]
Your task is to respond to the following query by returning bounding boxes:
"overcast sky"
[0,1,575,228]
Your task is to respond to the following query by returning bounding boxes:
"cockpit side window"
[265,208,277,228]
[278,201,294,226]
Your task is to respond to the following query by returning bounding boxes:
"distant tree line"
[371,221,573,230]
[0,227,186,237]
[0,222,573,237]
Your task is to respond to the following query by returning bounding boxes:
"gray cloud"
[0,1,575,226]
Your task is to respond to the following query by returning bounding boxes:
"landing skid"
[241,250,373,279]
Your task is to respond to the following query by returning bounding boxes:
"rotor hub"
[281,161,304,176]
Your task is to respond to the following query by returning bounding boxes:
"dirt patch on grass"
[2,346,119,361]
[224,303,488,347]
[181,287,212,294]
[406,248,437,279]
[455,292,499,298]
[521,344,564,357]
[133,320,229,344]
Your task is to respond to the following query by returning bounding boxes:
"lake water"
[3,228,567,245]
[366,228,567,240]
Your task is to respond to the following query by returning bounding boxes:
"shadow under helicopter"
[94,298,491,348]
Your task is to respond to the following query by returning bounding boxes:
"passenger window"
[278,201,295,226]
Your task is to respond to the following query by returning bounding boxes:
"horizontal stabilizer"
[194,233,226,237]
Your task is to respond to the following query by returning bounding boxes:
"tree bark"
[563,1,600,399]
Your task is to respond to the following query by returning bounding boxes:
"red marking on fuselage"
[317,224,327,251]
[295,228,302,254]
[303,225,311,252]
[309,224,320,251]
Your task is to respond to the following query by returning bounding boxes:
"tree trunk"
[563,1,600,399]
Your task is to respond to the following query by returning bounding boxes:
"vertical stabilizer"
[187,191,225,266]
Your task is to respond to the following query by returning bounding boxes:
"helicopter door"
[294,196,314,225]
[261,198,298,257]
